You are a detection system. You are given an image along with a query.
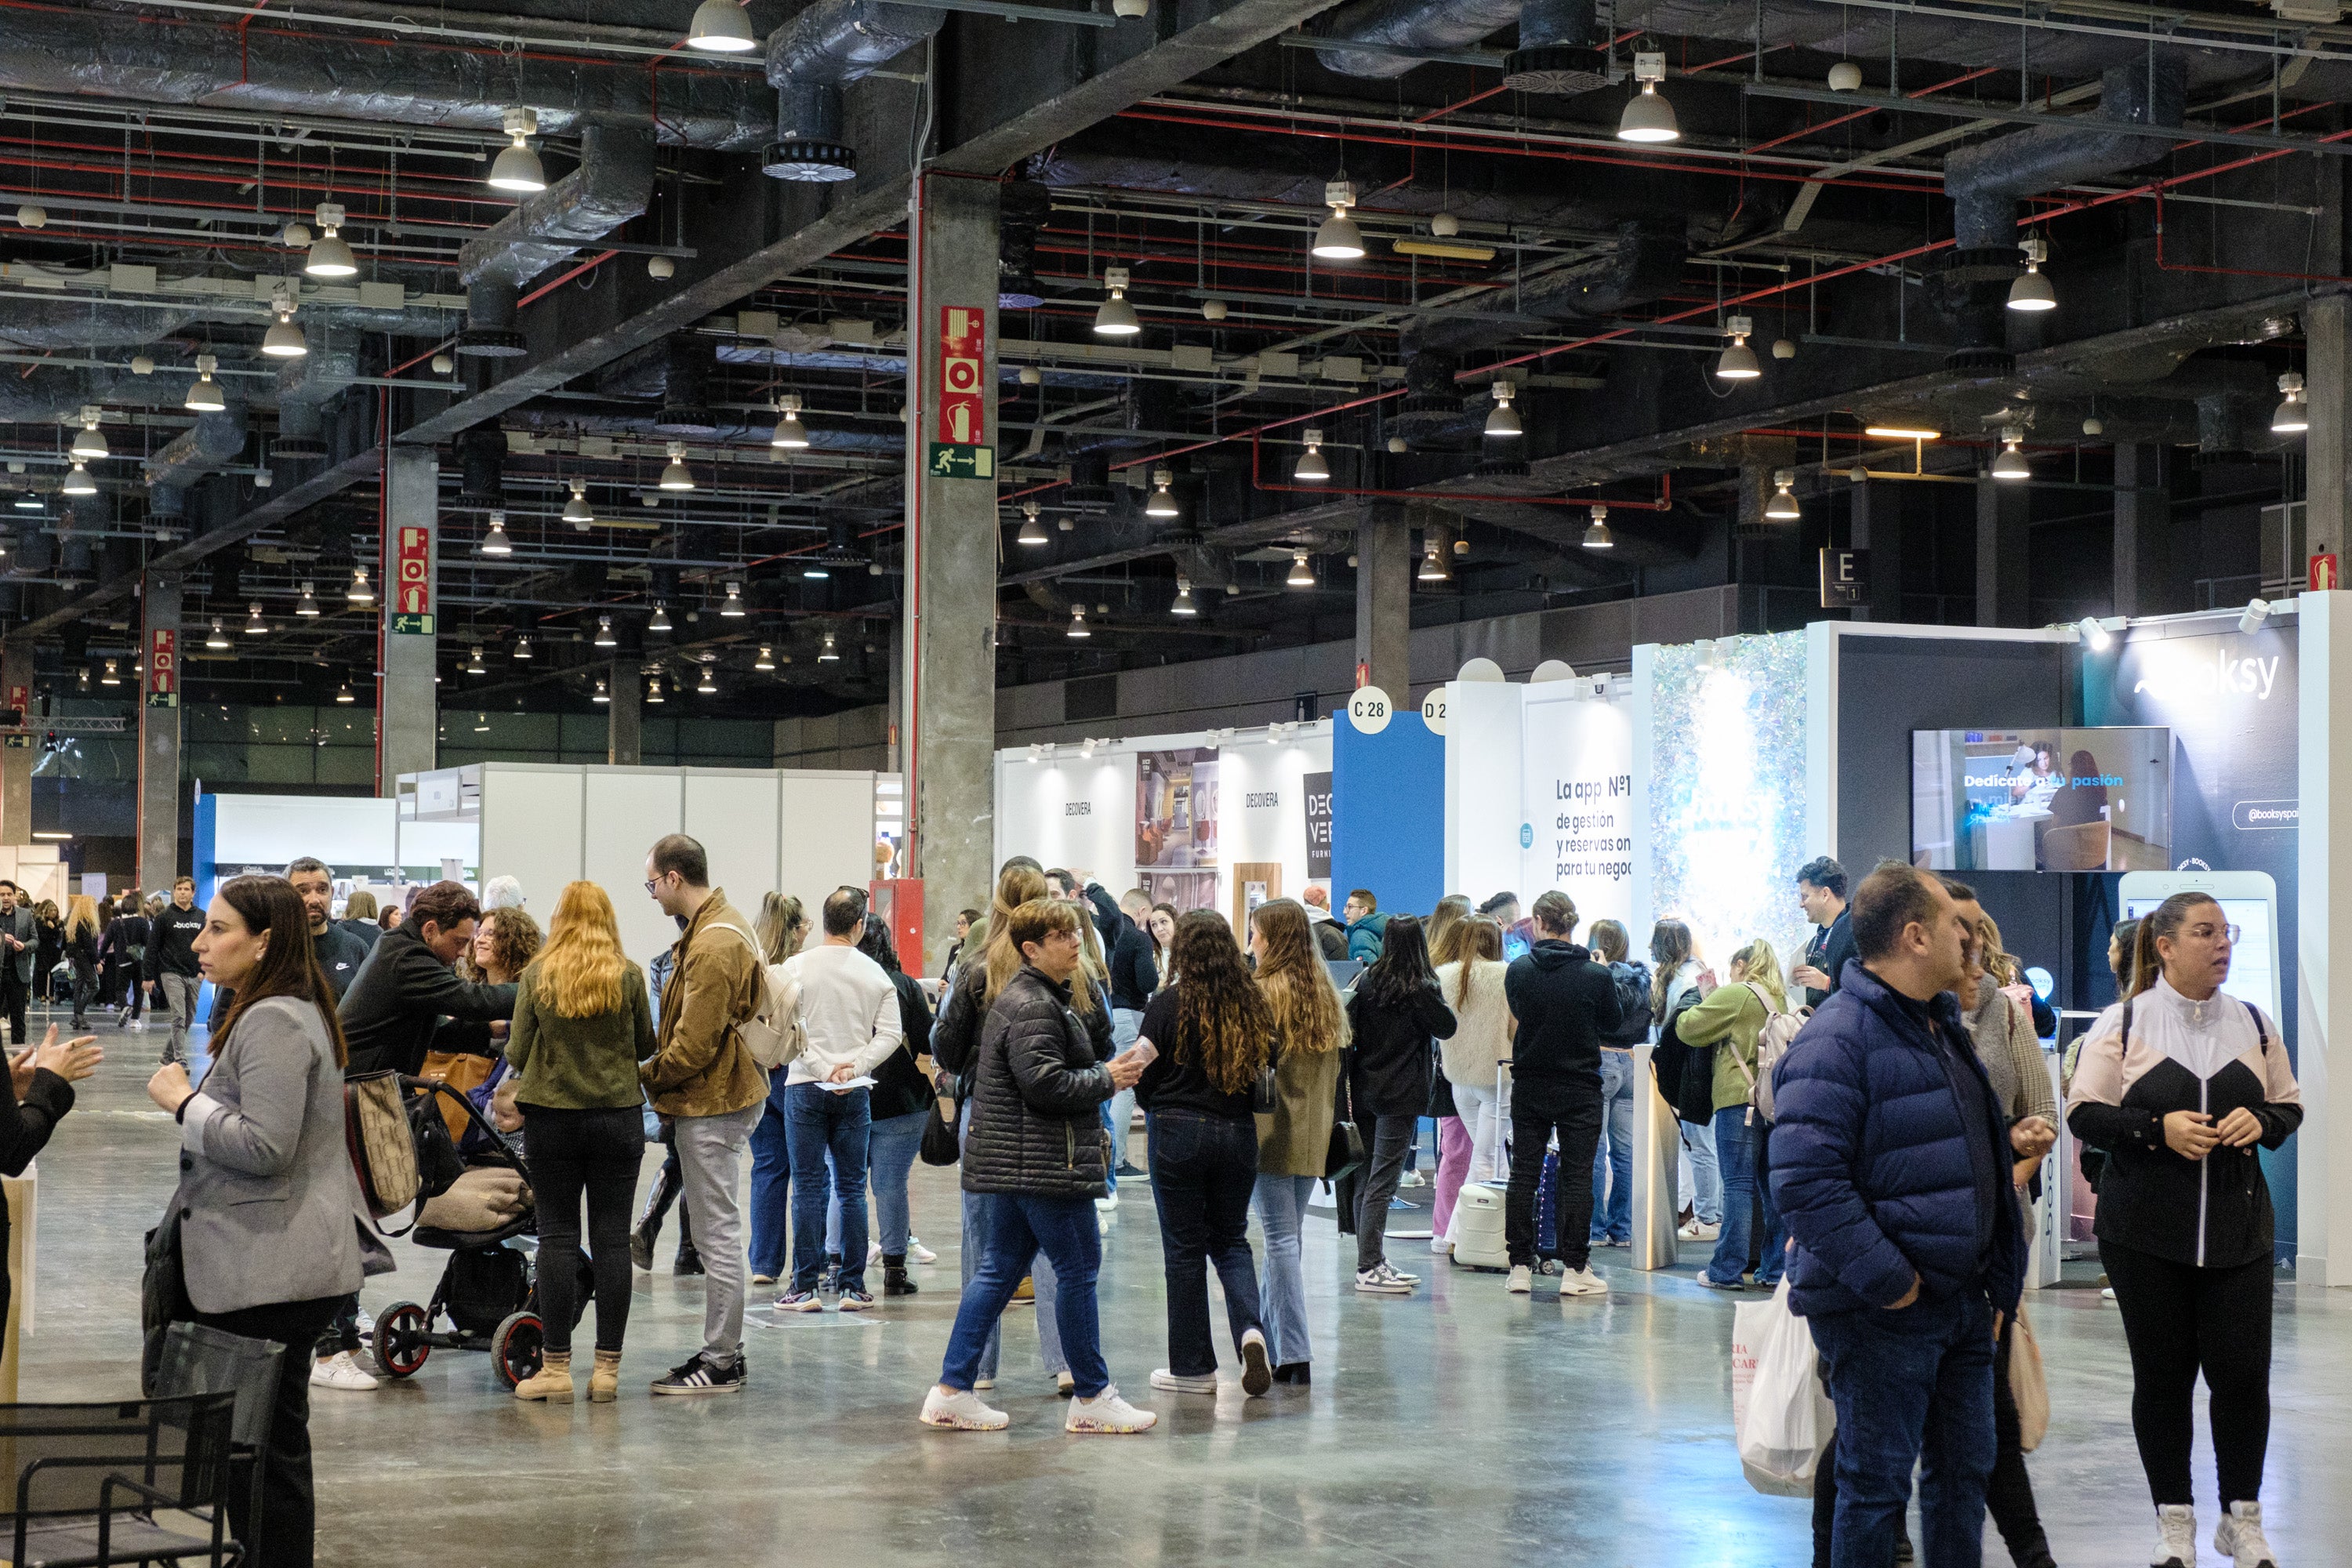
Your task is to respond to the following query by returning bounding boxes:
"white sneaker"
[919,1385,1008,1431]
[1389,1265,1421,1283]
[1095,1192,1120,1212]
[1678,1219,1721,1241]
[1429,1235,1454,1254]
[1398,1171,1428,1189]
[2152,1504,2197,1568]
[2214,1501,2276,1568]
[353,1306,376,1341]
[1558,1265,1609,1297]
[1149,1368,1218,1395]
[2103,1287,2118,1302]
[310,1351,378,1392]
[974,1377,995,1391]
[866,1242,882,1267]
[908,1238,937,1265]
[1355,1263,1414,1295]
[1066,1385,1157,1433]
[1506,1265,1533,1294]
[1239,1327,1272,1397]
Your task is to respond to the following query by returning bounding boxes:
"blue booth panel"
[1330,715,1444,918]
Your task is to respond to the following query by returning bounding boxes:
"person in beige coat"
[1247,898,1345,1385]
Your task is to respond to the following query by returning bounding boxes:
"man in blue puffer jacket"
[1769,861,2026,1568]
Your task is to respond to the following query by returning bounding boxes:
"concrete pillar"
[2112,442,2175,617]
[1848,481,1904,622]
[1354,507,1411,699]
[0,643,30,848]
[1975,476,2031,626]
[379,446,438,794]
[136,571,183,892]
[901,171,1000,975]
[2309,296,2352,559]
[2298,589,2352,1287]
[607,655,641,765]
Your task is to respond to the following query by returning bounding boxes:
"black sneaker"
[1115,1162,1147,1178]
[673,1247,705,1277]
[651,1354,744,1396]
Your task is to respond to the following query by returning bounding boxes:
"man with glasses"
[639,833,766,1394]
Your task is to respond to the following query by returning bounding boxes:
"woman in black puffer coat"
[919,898,1154,1436]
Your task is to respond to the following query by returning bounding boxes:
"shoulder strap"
[1743,980,1777,1018]
[2121,995,2132,1048]
[2242,996,2267,1048]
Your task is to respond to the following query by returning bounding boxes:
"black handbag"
[918,1093,960,1167]
[140,1209,187,1395]
[1324,1065,1366,1181]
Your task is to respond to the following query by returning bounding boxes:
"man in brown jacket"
[640,833,766,1393]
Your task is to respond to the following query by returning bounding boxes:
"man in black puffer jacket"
[1501,890,1624,1296]
[920,897,1154,1436]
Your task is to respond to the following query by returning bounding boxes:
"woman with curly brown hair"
[1134,908,1275,1398]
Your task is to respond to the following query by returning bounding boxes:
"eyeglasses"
[2183,923,2241,943]
[643,873,672,895]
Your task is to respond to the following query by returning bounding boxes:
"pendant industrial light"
[1715,316,1761,380]
[347,567,373,604]
[62,459,95,495]
[1287,550,1315,587]
[1617,53,1680,143]
[720,581,746,617]
[2007,233,2056,312]
[303,204,358,277]
[1294,428,1330,482]
[818,630,840,662]
[244,601,266,634]
[262,298,307,357]
[687,0,757,50]
[1583,504,1613,550]
[184,354,226,412]
[205,619,230,649]
[1017,499,1048,546]
[1145,468,1180,518]
[480,513,514,555]
[296,581,321,616]
[1311,181,1364,260]
[771,394,810,449]
[1765,470,1802,519]
[335,682,355,704]
[513,634,532,661]
[1991,429,2031,481]
[488,109,546,194]
[564,477,596,527]
[1483,380,1521,438]
[466,645,487,674]
[100,659,118,687]
[658,441,695,491]
[592,677,610,704]
[69,408,107,460]
[1092,267,1142,337]
[754,644,777,671]
[1417,539,1448,581]
[2273,372,2310,434]
[14,487,40,510]
[1067,604,1091,637]
[594,615,617,647]
[648,602,673,633]
[803,557,830,581]
[696,660,718,695]
[647,674,665,704]
[1171,577,1198,616]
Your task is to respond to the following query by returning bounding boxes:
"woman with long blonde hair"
[1674,935,1789,1290]
[748,892,808,1287]
[502,880,655,1403]
[1248,898,1344,1384]
[63,893,101,1030]
[1433,915,1511,1250]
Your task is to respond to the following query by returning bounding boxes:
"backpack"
[1606,960,1653,1046]
[1731,982,1804,1122]
[708,921,804,1071]
[1651,985,1714,1126]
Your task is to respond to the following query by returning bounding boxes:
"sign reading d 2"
[936,305,989,448]
[392,524,434,634]
[146,627,178,707]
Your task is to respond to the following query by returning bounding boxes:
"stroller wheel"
[372,1301,432,1379]
[491,1311,543,1391]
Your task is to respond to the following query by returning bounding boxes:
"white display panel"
[1521,685,1637,938]
[212,794,397,869]
[1216,734,1334,909]
[993,752,1139,886]
[395,818,481,877]
[585,770,684,964]
[775,771,878,926]
[477,766,584,912]
[1443,679,1524,906]
[686,770,782,918]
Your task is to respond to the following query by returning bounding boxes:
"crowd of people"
[0,829,2298,1568]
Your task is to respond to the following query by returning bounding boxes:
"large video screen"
[1910,727,2172,873]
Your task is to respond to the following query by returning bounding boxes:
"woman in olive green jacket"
[505,880,658,1403]
[1248,898,1346,1385]
[1673,939,1789,1290]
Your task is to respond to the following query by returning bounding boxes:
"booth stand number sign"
[1348,686,1393,734]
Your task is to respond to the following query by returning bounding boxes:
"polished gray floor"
[21,1005,2352,1567]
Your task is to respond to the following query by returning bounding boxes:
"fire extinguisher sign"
[927,305,992,481]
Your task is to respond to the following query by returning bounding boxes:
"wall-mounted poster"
[1141,869,1218,913]
[1302,770,1334,879]
[1137,748,1219,868]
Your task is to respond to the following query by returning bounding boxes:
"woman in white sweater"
[1434,916,1513,1246]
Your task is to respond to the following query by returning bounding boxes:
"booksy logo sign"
[2129,643,2281,704]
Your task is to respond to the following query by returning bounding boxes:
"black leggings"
[181,1294,341,1568]
[521,1105,646,1355]
[2100,1238,2274,1508]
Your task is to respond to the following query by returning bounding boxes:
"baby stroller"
[368,1078,592,1391]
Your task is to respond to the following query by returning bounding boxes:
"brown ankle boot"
[515,1350,573,1403]
[590,1350,621,1403]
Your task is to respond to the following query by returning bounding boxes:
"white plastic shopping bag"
[1732,1279,1837,1497]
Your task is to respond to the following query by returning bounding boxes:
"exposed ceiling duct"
[457,124,658,357]
[762,0,945,181]
[1408,220,1688,354]
[142,407,250,493]
[1310,0,1524,80]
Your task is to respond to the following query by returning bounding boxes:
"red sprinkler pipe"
[2150,191,2352,285]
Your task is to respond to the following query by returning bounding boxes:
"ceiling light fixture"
[594,615,616,647]
[100,659,119,686]
[646,674,665,704]
[303,203,358,277]
[262,297,307,357]
[466,645,487,675]
[205,619,230,649]
[754,644,776,671]
[1311,180,1364,260]
[1991,428,2031,481]
[1294,428,1330,482]
[488,108,546,194]
[1145,468,1180,518]
[1017,499,1048,546]
[296,581,320,616]
[1828,60,1864,91]
[1093,266,1142,337]
[336,681,355,704]
[771,394,810,449]
[480,512,514,555]
[2008,233,2057,312]
[659,441,695,491]
[696,661,717,695]
[1765,469,1802,519]
[1864,423,1941,441]
[1287,550,1315,587]
[1617,51,1680,143]
[1483,380,1521,438]
[1715,315,1761,380]
[244,602,266,634]
[720,581,746,617]
[184,354,226,412]
[802,557,830,581]
[818,630,840,662]
[1171,577,1197,616]
[592,677,610,704]
[2241,597,2272,635]
[347,566,373,604]
[1393,237,1497,263]
[13,488,40,510]
[2273,372,2309,434]
[1067,604,1091,637]
[563,477,595,527]
[648,603,673,633]
[2077,615,2113,652]
[686,0,757,50]
[1418,539,1448,581]
[62,459,94,495]
[1583,503,1613,550]
[69,408,107,460]
[513,634,532,661]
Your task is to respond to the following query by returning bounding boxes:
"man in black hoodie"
[147,877,205,1066]
[1501,890,1623,1297]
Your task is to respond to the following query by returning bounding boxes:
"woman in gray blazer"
[147,875,365,1568]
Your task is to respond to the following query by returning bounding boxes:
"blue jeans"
[1147,1109,1263,1377]
[747,1070,792,1278]
[1809,1290,1999,1568]
[940,1193,1107,1398]
[1589,1050,1635,1243]
[957,1105,1061,1380]
[1107,1010,1143,1185]
[1682,1118,1722,1225]
[1707,1105,1785,1286]
[784,1083,871,1293]
[1253,1173,1316,1368]
[866,1109,927,1257]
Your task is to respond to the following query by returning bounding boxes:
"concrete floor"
[20,1002,2352,1568]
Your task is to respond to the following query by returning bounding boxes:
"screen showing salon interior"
[1911,727,2172,873]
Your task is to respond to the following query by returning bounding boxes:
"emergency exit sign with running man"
[927,305,993,480]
